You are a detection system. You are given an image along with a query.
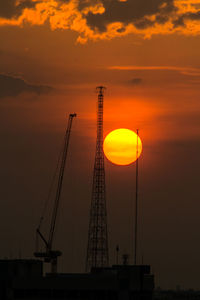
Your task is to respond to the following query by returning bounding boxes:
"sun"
[103,128,142,166]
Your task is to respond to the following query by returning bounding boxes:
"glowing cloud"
[1,0,200,43]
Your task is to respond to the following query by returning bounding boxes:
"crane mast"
[34,113,76,274]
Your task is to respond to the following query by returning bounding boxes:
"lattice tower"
[86,86,109,272]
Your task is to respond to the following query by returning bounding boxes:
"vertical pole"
[116,245,119,265]
[134,129,139,265]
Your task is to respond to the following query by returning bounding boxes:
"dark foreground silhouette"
[0,259,154,299]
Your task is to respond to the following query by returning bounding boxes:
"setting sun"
[103,128,142,166]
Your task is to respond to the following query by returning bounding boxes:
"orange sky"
[0,0,200,290]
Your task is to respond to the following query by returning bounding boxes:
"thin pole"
[134,129,139,265]
[116,245,119,265]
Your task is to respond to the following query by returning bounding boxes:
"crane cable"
[36,136,66,250]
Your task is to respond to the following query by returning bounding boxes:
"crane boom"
[48,113,76,249]
[34,113,77,273]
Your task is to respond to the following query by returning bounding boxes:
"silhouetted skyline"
[0,0,200,290]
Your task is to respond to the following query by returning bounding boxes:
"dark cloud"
[173,11,200,28]
[85,0,175,32]
[0,0,38,19]
[130,78,142,85]
[134,18,154,29]
[0,74,53,98]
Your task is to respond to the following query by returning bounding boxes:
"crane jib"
[34,113,77,274]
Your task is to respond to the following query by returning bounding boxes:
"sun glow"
[103,128,142,166]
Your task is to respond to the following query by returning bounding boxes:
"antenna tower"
[86,86,109,272]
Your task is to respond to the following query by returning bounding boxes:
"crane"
[34,113,77,274]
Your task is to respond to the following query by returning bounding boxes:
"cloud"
[85,0,175,32]
[1,0,200,43]
[173,10,200,27]
[108,65,200,76]
[130,78,143,85]
[0,0,37,19]
[0,74,53,98]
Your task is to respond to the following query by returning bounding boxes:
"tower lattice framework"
[86,86,109,272]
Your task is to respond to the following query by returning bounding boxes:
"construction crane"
[34,113,77,274]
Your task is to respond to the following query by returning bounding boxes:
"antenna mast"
[134,129,139,265]
[86,86,109,272]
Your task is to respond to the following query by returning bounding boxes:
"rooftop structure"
[0,259,154,300]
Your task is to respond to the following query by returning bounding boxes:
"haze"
[0,0,200,290]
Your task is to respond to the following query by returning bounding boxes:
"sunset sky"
[0,0,200,289]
